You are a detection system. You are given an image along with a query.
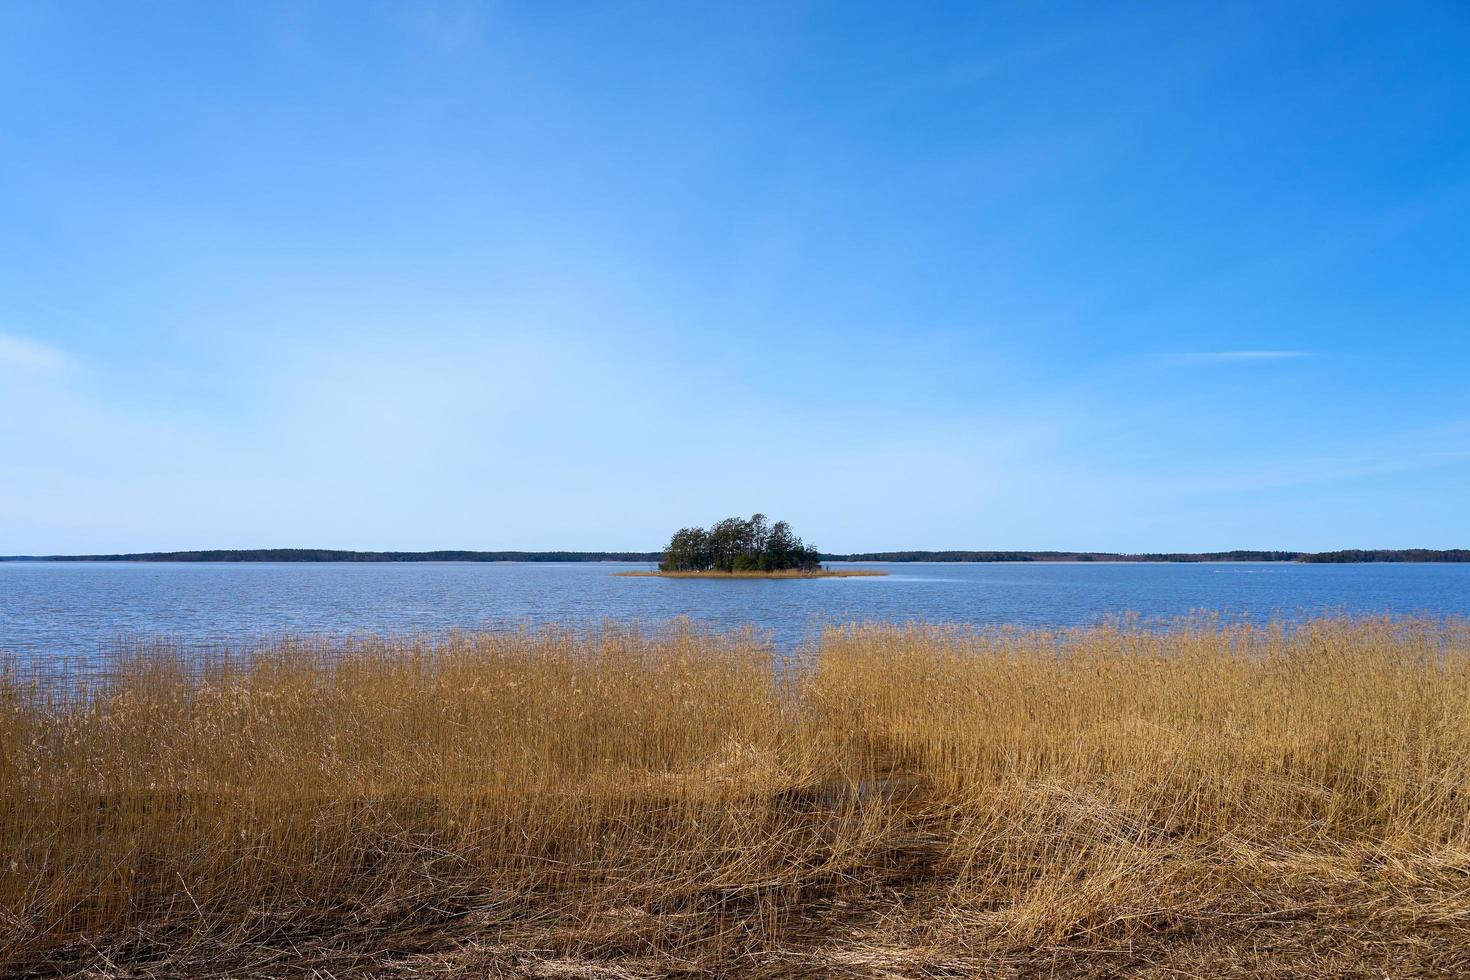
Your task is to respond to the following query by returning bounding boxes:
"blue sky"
[2,1,1468,554]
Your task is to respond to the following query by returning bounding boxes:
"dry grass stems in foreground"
[5,616,1470,977]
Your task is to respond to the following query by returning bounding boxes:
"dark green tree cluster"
[1301,549,1470,563]
[660,514,821,572]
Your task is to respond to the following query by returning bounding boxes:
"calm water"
[2,560,1469,660]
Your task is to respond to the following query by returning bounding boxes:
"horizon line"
[5,547,1468,563]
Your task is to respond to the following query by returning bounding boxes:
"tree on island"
[660,513,822,572]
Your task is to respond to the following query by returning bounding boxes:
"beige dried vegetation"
[3,616,1470,977]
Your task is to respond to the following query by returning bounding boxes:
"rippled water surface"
[3,560,1469,659]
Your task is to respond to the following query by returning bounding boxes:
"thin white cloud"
[1157,350,1309,365]
[0,333,70,372]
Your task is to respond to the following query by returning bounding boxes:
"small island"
[617,513,887,578]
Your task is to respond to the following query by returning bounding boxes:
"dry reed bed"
[4,617,1470,977]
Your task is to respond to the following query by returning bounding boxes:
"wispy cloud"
[0,333,71,372]
[1156,350,1310,365]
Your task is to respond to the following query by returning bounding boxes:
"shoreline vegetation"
[5,617,1470,976]
[657,514,823,574]
[3,547,1468,563]
[615,567,888,579]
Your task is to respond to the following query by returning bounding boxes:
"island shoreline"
[613,568,888,579]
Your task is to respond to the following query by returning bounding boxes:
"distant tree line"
[827,550,1303,562]
[661,514,821,572]
[1300,549,1470,563]
[1102,550,1302,563]
[7,548,1467,565]
[10,549,664,563]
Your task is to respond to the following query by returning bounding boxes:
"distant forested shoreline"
[0,549,664,563]
[1297,549,1470,563]
[3,548,1468,563]
[834,550,1305,563]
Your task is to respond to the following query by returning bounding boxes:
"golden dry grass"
[4,617,1470,977]
[613,569,888,578]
